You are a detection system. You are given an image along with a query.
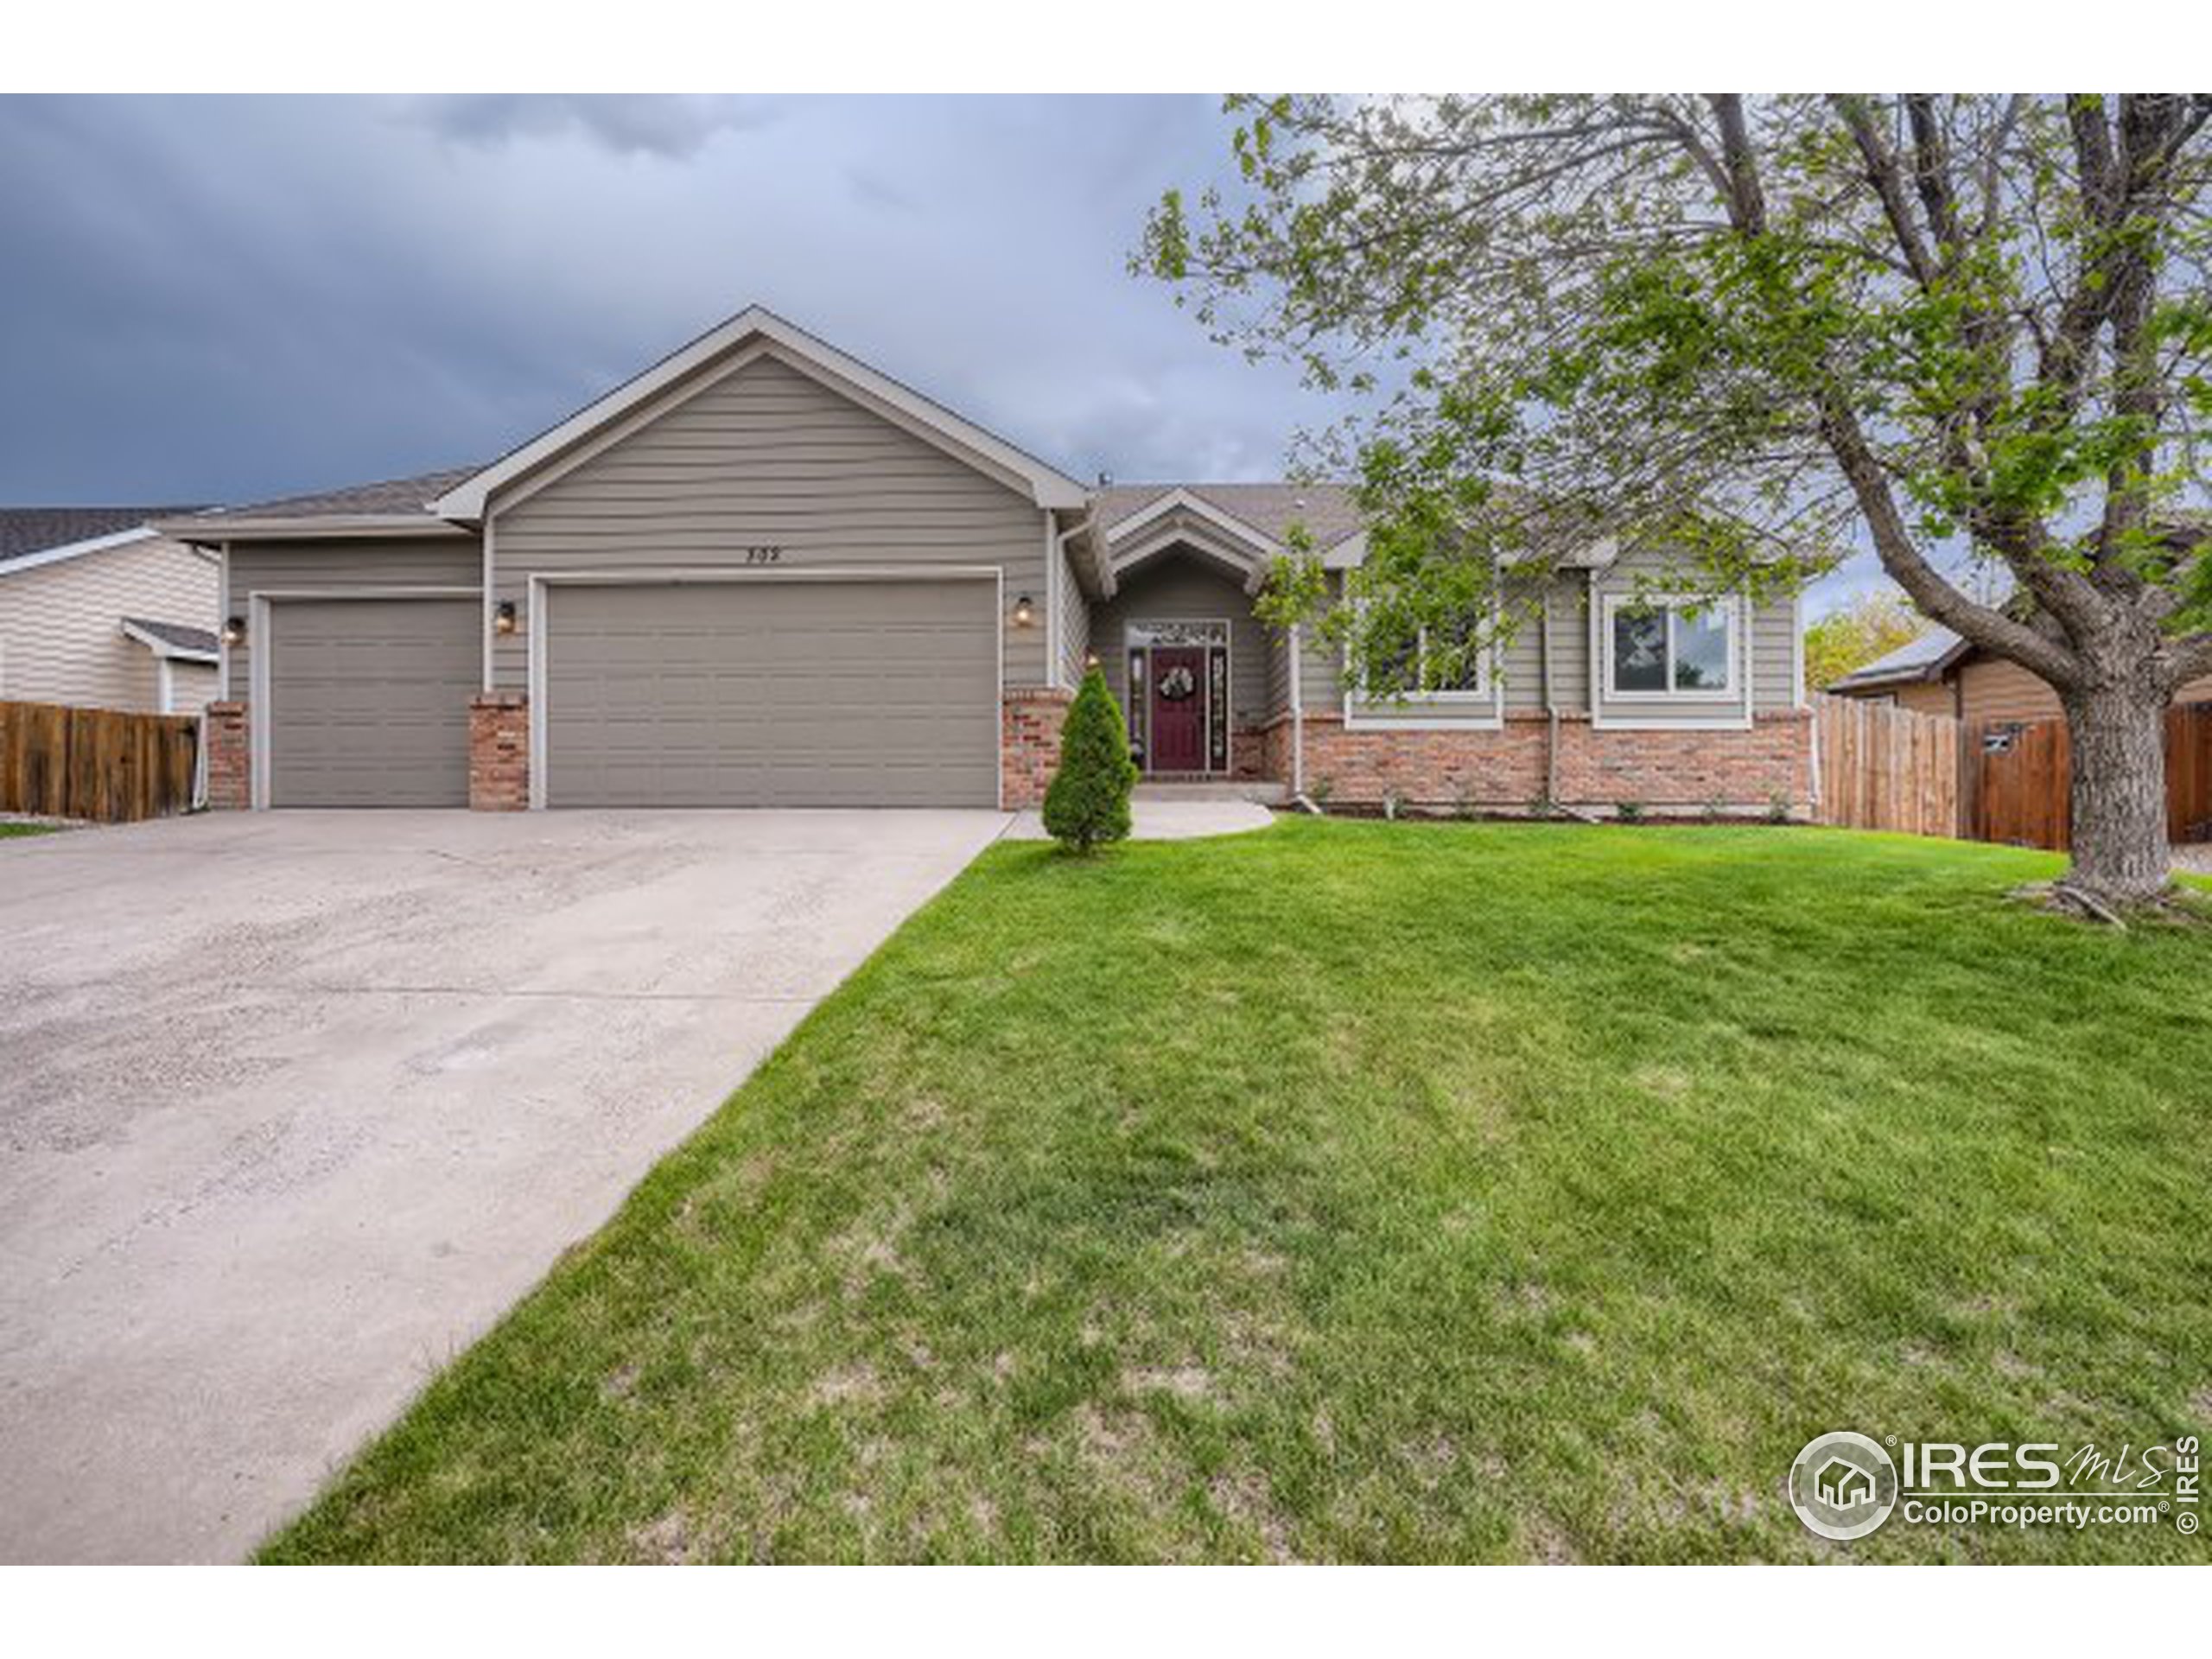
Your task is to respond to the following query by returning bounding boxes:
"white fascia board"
[0,524,156,576]
[430,306,1090,519]
[1105,487,1287,563]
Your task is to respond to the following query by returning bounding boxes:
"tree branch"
[1833,95,1940,285]
[1816,395,2084,689]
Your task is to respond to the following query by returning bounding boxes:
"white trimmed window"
[1603,594,1738,699]
[1357,609,1492,701]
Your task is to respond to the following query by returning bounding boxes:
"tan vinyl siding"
[1751,594,1799,709]
[224,535,484,702]
[1056,533,1089,687]
[1544,575,1592,711]
[489,352,1047,692]
[1291,573,1347,713]
[0,535,218,714]
[1093,556,1275,729]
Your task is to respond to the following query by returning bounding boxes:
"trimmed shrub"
[1042,666,1138,853]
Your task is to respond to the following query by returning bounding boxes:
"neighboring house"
[1828,625,2212,721]
[162,306,1811,815]
[0,509,219,715]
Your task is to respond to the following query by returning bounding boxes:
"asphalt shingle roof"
[121,616,220,656]
[1827,626,1966,690]
[1098,482,1366,552]
[204,467,483,521]
[0,506,201,568]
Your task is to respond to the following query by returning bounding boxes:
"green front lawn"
[265,821,2212,1563]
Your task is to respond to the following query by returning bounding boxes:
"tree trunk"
[2061,681,2172,907]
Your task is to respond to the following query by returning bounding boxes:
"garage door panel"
[545,580,995,808]
[268,598,477,807]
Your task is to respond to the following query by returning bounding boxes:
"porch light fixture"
[220,615,245,647]
[493,600,518,636]
[1013,594,1036,627]
[1085,650,1102,670]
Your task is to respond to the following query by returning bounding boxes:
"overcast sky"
[0,94,1875,612]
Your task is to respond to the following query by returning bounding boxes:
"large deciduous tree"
[1141,94,2212,909]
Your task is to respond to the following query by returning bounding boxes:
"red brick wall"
[1274,709,1813,814]
[1001,688,1071,808]
[204,701,250,810]
[469,694,530,811]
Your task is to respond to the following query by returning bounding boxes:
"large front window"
[1606,597,1737,697]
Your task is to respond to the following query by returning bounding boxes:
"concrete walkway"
[0,809,1006,1561]
[1006,798,1278,842]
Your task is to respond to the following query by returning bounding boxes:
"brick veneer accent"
[1001,687,1072,808]
[204,701,250,810]
[469,693,531,811]
[1273,709,1814,814]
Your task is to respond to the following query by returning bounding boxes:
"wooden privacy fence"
[1814,694,1963,837]
[0,700,200,823]
[1971,702,2212,851]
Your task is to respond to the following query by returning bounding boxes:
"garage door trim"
[525,565,1005,811]
[246,586,484,810]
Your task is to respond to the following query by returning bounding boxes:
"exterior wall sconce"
[220,615,245,647]
[1085,651,1102,670]
[493,600,518,636]
[1012,594,1036,628]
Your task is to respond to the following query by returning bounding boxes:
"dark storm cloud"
[0,94,1874,609]
[0,93,1327,509]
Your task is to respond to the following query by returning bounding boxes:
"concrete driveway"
[0,809,1008,1562]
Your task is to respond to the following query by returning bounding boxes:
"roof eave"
[158,514,473,544]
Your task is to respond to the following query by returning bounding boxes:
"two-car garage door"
[541,578,998,808]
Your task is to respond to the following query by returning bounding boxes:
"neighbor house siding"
[224,536,483,702]
[0,535,218,714]
[166,659,219,715]
[1892,679,1957,717]
[1093,556,1274,731]
[488,352,1048,692]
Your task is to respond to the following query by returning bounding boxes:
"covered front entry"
[538,574,1000,808]
[1126,620,1231,777]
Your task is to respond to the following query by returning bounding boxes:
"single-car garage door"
[543,578,997,808]
[266,596,478,807]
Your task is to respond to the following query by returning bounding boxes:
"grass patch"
[0,822,57,839]
[265,821,2212,1563]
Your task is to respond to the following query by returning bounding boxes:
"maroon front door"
[1148,646,1207,773]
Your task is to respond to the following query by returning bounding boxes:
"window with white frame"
[1357,608,1491,700]
[1605,595,1737,697]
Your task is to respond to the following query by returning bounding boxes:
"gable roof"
[0,507,204,574]
[1827,625,1973,691]
[1100,482,1366,556]
[431,306,1090,519]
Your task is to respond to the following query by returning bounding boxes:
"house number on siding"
[742,545,785,563]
